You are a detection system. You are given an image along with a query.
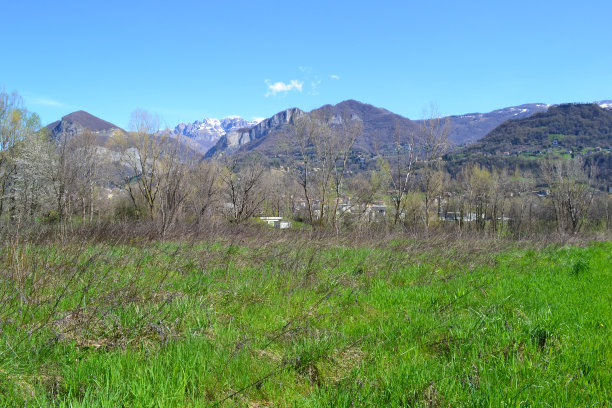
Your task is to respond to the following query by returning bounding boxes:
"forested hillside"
[446,104,612,181]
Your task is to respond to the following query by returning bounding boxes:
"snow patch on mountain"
[596,100,612,109]
[170,116,259,153]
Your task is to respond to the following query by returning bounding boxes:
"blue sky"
[2,0,611,129]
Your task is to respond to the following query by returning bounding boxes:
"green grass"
[0,238,610,406]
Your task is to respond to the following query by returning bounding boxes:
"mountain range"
[203,100,555,159]
[44,99,612,162]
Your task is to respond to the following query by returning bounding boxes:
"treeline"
[1,91,610,238]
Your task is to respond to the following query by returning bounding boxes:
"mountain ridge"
[204,108,304,158]
[445,103,612,180]
[460,103,612,155]
[45,110,124,144]
[204,100,553,158]
[43,99,612,161]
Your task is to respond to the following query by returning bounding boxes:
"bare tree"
[261,168,295,218]
[158,134,192,235]
[50,128,80,231]
[289,114,321,224]
[220,157,265,223]
[459,167,508,233]
[328,110,363,229]
[542,158,595,234]
[417,106,450,228]
[382,121,418,225]
[187,160,221,225]
[116,110,166,219]
[504,169,538,234]
[288,110,361,228]
[66,129,100,222]
[346,168,387,226]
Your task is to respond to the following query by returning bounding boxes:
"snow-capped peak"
[170,115,259,153]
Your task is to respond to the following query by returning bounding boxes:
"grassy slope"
[0,238,610,407]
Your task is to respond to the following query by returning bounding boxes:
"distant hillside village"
[1,90,610,236]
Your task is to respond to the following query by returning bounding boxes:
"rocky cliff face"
[205,108,304,157]
[171,116,259,153]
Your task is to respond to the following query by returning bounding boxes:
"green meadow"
[0,235,610,407]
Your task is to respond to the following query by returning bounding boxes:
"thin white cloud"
[265,79,303,97]
[330,74,340,80]
[308,78,322,96]
[30,96,65,107]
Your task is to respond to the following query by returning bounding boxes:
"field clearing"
[0,235,610,406]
